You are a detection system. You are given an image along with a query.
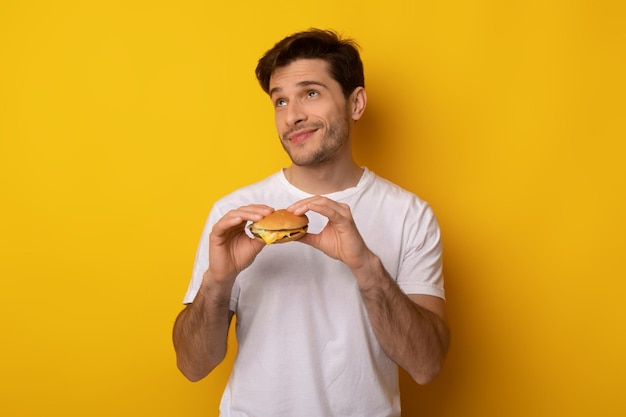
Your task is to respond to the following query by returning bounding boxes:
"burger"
[249,209,309,245]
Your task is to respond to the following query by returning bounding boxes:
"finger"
[213,205,274,234]
[230,205,274,222]
[236,204,275,218]
[289,196,344,216]
[307,200,352,224]
[295,230,319,248]
[287,196,321,215]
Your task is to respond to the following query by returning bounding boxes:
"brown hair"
[255,28,365,98]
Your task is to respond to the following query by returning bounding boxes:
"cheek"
[274,114,288,139]
[274,112,283,128]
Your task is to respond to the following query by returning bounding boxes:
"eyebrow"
[269,80,329,97]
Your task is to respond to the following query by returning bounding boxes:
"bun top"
[252,209,309,230]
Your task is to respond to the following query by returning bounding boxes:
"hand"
[288,196,373,271]
[207,205,274,284]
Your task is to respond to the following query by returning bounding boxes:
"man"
[173,28,449,416]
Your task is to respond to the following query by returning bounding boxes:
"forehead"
[269,59,335,92]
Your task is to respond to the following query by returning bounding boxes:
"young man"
[173,28,449,416]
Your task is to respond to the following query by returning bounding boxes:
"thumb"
[296,232,319,249]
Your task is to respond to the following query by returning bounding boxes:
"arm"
[173,274,234,381]
[289,197,449,384]
[354,253,449,384]
[173,205,274,381]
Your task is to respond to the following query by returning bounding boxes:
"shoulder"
[364,170,431,213]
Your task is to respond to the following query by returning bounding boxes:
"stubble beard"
[281,113,351,167]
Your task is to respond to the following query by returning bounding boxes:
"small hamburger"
[249,209,309,245]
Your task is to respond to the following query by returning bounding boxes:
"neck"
[284,159,363,195]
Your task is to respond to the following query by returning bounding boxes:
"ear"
[349,87,367,121]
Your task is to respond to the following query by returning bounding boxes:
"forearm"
[172,271,233,382]
[354,253,449,384]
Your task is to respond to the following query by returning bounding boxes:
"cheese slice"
[251,227,307,245]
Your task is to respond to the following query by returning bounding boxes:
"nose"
[285,101,307,127]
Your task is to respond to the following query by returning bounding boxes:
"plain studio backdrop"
[1,1,624,416]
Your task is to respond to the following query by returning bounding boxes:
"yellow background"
[1,1,625,416]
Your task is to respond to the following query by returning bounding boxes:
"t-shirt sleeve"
[396,204,445,300]
[182,212,212,304]
[182,202,232,304]
[182,205,242,312]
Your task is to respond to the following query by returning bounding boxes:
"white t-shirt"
[183,168,444,417]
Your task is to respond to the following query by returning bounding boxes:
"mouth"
[285,127,318,144]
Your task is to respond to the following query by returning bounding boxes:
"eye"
[307,90,319,98]
[275,98,287,107]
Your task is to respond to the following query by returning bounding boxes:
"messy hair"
[255,28,365,98]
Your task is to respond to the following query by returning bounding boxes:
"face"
[268,59,353,167]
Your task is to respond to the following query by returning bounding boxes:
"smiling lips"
[285,126,319,144]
